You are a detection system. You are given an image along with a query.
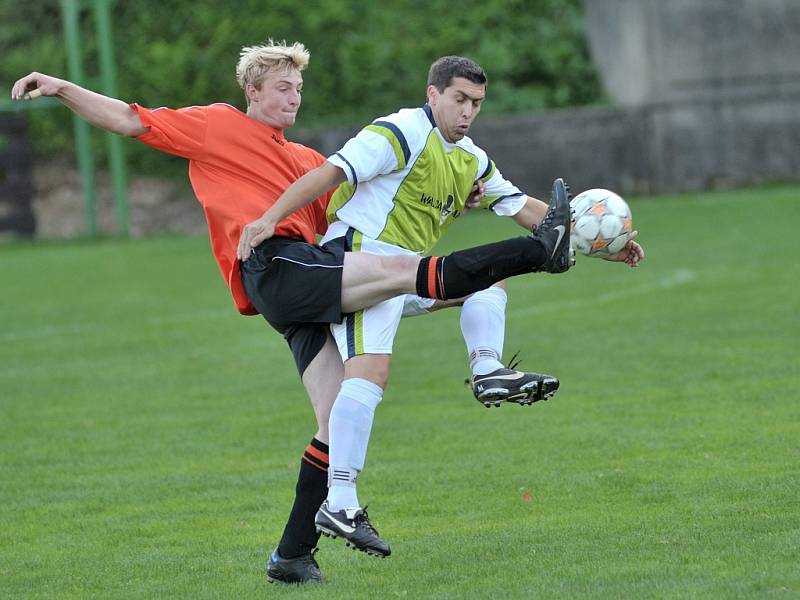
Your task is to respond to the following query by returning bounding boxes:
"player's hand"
[605,231,645,267]
[237,216,276,261]
[464,180,485,212]
[10,72,65,100]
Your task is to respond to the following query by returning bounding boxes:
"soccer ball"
[570,189,633,256]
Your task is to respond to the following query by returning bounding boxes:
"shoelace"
[299,548,322,570]
[533,182,573,234]
[354,507,380,536]
[465,350,524,387]
[537,202,557,231]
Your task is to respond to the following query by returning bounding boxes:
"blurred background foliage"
[1,0,602,176]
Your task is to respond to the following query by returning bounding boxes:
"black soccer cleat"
[471,368,560,407]
[315,501,391,557]
[531,177,575,273]
[266,547,325,585]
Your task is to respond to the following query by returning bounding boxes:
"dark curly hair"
[427,56,487,92]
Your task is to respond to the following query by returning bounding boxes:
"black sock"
[416,236,547,300]
[277,438,329,559]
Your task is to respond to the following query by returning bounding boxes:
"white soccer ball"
[570,188,633,257]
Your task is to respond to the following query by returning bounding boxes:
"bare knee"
[344,353,391,389]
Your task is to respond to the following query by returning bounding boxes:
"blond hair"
[236,40,310,91]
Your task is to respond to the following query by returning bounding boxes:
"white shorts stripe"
[271,256,344,269]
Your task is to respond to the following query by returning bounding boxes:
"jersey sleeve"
[314,189,336,236]
[131,103,208,160]
[327,123,404,185]
[477,159,526,216]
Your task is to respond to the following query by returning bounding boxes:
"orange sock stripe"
[427,256,441,299]
[304,444,329,465]
[302,454,328,473]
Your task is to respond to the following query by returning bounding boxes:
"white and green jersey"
[326,104,526,254]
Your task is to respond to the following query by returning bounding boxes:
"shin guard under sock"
[326,378,383,511]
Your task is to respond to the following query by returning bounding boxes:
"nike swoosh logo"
[552,225,566,256]
[474,373,527,383]
[324,510,356,534]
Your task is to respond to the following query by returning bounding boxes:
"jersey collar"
[246,111,287,140]
[423,103,459,150]
[423,103,437,128]
[265,124,286,141]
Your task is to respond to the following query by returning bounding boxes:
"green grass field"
[2,186,799,599]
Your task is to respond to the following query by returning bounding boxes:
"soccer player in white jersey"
[238,55,645,557]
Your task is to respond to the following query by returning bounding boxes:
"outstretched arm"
[511,195,547,229]
[236,161,346,259]
[11,72,146,137]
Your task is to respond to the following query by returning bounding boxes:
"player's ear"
[426,84,439,106]
[245,83,259,104]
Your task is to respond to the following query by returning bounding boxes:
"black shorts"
[240,236,346,375]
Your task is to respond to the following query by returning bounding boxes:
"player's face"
[427,77,486,143]
[247,66,303,129]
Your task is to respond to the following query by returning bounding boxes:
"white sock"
[460,286,507,375]
[326,377,383,512]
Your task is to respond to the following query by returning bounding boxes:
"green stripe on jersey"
[479,160,496,182]
[351,230,363,251]
[478,160,498,209]
[366,124,408,170]
[480,193,504,209]
[327,181,356,224]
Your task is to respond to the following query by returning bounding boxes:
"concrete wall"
[585,0,800,107]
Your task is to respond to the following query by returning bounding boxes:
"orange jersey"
[131,102,331,315]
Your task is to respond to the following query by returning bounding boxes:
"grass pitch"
[1,186,798,598]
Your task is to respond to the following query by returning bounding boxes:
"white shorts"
[320,222,435,360]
